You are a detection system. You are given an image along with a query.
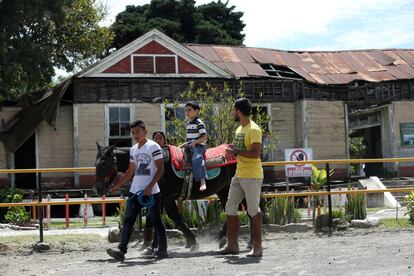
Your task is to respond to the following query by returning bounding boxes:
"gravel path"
[1,228,413,276]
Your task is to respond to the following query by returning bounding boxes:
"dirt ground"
[0,228,413,276]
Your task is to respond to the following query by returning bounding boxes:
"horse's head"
[95,142,117,196]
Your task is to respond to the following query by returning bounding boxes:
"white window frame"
[131,54,178,74]
[104,104,135,147]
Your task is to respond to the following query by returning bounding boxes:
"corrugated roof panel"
[232,47,256,63]
[309,53,341,74]
[349,52,385,72]
[213,46,240,63]
[240,63,269,77]
[222,62,248,78]
[186,45,222,62]
[325,73,358,84]
[294,52,326,74]
[247,48,274,64]
[368,71,396,81]
[320,52,355,74]
[308,72,335,84]
[288,67,316,82]
[396,50,414,65]
[383,51,407,65]
[366,51,396,66]
[385,65,412,79]
[396,64,414,78]
[270,51,288,66]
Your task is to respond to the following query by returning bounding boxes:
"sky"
[99,0,414,51]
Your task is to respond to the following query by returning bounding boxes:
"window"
[165,105,185,137]
[133,55,177,74]
[400,123,414,147]
[107,106,133,147]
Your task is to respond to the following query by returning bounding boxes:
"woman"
[140,131,167,254]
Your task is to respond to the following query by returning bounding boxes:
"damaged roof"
[185,44,414,85]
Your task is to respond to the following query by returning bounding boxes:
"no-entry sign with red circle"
[285,148,313,177]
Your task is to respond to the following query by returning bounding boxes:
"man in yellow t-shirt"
[218,97,263,258]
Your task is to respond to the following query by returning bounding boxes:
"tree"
[164,82,278,160]
[110,0,245,49]
[0,0,114,102]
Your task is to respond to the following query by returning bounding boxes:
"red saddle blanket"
[169,144,237,170]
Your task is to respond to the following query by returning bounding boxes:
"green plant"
[267,197,300,225]
[204,200,225,226]
[349,136,366,175]
[332,209,345,219]
[164,82,278,155]
[345,192,367,221]
[404,192,414,224]
[4,194,30,225]
[180,201,205,229]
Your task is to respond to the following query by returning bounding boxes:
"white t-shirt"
[129,139,163,195]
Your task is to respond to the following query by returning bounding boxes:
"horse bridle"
[96,154,118,186]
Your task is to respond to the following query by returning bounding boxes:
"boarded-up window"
[133,56,154,73]
[156,56,176,73]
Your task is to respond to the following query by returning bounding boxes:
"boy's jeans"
[185,144,207,182]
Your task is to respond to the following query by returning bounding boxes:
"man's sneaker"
[155,250,168,259]
[106,248,125,261]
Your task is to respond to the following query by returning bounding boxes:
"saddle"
[169,144,237,201]
[169,143,237,171]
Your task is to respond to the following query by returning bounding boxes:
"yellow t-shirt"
[233,120,263,179]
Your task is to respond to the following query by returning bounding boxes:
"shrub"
[4,194,30,225]
[267,197,301,225]
[345,193,367,221]
[404,192,414,224]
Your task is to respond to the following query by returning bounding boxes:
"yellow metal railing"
[1,156,414,239]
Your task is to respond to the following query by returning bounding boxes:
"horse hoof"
[218,237,227,249]
[190,241,200,252]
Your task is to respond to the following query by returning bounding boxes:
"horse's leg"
[164,198,199,251]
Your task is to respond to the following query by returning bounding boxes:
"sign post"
[285,148,313,178]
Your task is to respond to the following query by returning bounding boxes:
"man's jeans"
[119,192,167,253]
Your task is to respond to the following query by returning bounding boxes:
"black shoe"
[155,250,168,259]
[106,248,125,262]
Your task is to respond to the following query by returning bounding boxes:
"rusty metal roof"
[185,44,414,85]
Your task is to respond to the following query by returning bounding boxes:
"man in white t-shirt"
[106,120,168,261]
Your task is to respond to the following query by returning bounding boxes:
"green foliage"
[404,192,414,224]
[332,209,345,219]
[110,0,245,49]
[4,194,30,225]
[267,197,301,225]
[345,193,367,221]
[0,188,25,222]
[180,200,205,229]
[349,136,366,174]
[0,0,114,101]
[204,200,225,227]
[311,165,328,191]
[164,82,279,157]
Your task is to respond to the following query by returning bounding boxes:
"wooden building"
[1,29,414,190]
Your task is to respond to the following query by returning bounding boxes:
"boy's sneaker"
[106,248,125,261]
[141,248,155,256]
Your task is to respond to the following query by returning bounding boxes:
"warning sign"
[285,148,313,177]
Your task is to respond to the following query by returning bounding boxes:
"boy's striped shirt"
[186,117,207,144]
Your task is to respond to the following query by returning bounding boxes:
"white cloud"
[98,0,414,50]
